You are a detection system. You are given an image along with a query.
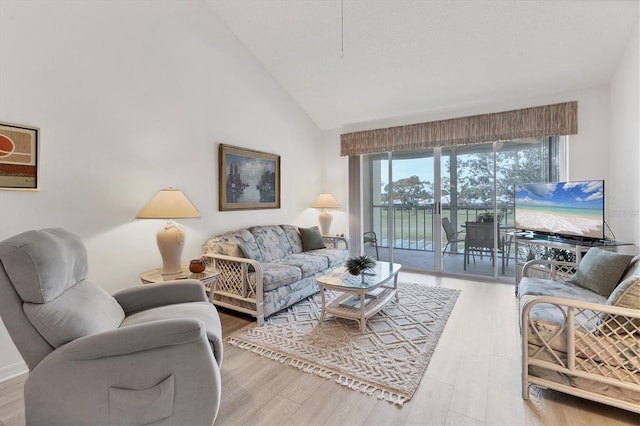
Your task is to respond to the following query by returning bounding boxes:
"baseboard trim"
[0,361,27,382]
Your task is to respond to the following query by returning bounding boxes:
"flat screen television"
[514,180,605,241]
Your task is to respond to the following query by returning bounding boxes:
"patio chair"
[442,217,465,255]
[363,231,379,260]
[464,221,505,273]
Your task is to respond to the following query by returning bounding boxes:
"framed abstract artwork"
[218,144,280,211]
[0,122,39,190]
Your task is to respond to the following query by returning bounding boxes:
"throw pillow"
[602,275,640,333]
[607,275,640,309]
[223,242,244,258]
[567,248,634,297]
[299,226,326,251]
[232,229,262,261]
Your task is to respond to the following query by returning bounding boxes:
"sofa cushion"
[232,228,262,261]
[262,275,319,317]
[619,255,640,283]
[249,225,292,262]
[274,254,328,278]
[519,277,606,359]
[280,225,304,254]
[202,234,228,255]
[223,243,244,258]
[524,298,640,371]
[567,248,634,297]
[521,277,640,371]
[299,226,325,251]
[603,275,640,333]
[518,277,608,304]
[522,295,600,354]
[608,275,640,309]
[248,263,302,292]
[203,229,260,259]
[202,233,245,258]
[306,248,350,268]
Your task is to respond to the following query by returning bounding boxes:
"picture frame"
[219,144,280,211]
[0,121,40,190]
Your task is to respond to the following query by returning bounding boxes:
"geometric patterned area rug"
[228,282,460,406]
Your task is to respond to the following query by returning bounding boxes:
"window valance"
[340,101,577,156]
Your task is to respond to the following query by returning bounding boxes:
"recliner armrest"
[63,318,206,361]
[113,281,207,314]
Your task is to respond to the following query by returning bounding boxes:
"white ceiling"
[206,0,639,130]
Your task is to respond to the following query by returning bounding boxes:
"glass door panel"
[362,152,436,270]
[388,152,436,270]
[441,144,498,277]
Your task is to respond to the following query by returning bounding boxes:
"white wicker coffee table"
[317,261,401,332]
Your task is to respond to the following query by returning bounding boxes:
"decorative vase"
[189,259,205,274]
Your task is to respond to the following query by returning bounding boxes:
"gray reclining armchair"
[0,228,223,425]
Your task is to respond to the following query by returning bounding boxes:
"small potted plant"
[476,212,503,223]
[345,255,377,276]
[541,248,576,263]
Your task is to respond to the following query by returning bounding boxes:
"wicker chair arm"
[321,236,350,251]
[202,252,261,267]
[521,294,640,400]
[522,259,577,282]
[201,253,263,312]
[521,294,640,319]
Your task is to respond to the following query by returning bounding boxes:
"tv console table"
[513,234,632,288]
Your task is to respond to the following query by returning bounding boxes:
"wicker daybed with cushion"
[201,225,349,325]
[519,247,640,413]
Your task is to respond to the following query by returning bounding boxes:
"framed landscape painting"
[219,144,280,211]
[0,122,39,190]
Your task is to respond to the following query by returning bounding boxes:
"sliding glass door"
[363,152,436,269]
[361,137,562,279]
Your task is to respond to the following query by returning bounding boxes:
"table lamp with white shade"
[137,188,200,275]
[311,193,339,236]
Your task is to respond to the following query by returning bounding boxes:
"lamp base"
[156,220,185,275]
[318,210,333,236]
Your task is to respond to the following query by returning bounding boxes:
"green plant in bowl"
[345,255,377,276]
[476,212,502,223]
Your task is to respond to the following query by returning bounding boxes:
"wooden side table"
[139,266,220,303]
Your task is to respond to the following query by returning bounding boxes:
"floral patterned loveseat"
[202,225,349,325]
[519,247,640,414]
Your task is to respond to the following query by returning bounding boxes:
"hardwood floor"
[2,272,640,425]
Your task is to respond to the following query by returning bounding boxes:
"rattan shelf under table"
[317,261,401,332]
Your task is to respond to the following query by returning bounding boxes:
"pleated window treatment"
[340,101,577,156]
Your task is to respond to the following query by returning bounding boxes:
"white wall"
[318,129,349,236]
[609,20,640,254]
[0,0,324,379]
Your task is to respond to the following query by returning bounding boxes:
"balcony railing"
[370,204,515,251]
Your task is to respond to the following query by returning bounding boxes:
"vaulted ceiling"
[207,0,639,130]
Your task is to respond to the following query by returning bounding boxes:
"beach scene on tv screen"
[515,181,604,239]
